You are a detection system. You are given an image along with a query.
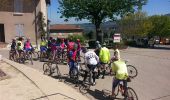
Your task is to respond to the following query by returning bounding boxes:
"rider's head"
[18,37,23,41]
[52,39,56,43]
[77,39,80,42]
[62,38,64,42]
[96,41,100,44]
[49,37,53,40]
[27,37,30,41]
[12,38,16,42]
[82,47,88,53]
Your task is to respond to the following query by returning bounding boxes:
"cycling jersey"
[68,50,77,61]
[99,47,110,63]
[16,41,23,50]
[68,42,75,51]
[40,41,47,47]
[84,51,99,65]
[51,43,57,52]
[60,42,66,49]
[111,60,128,80]
[24,41,32,49]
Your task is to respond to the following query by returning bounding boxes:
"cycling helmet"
[96,41,100,44]
[77,39,80,42]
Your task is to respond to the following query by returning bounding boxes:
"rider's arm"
[94,53,99,63]
[111,63,117,73]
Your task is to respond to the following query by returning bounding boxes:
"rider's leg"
[112,78,120,97]
[102,64,106,79]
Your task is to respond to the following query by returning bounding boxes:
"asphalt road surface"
[1,47,170,100]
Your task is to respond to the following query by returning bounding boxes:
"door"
[0,24,5,42]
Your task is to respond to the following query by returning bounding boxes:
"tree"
[148,15,170,38]
[118,12,153,38]
[37,12,47,40]
[58,0,147,43]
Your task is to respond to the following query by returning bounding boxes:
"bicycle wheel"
[27,52,33,65]
[43,63,51,75]
[79,83,90,94]
[126,87,138,100]
[32,52,39,60]
[127,65,138,78]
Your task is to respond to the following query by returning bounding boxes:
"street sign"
[113,33,121,43]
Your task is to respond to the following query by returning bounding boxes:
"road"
[1,47,170,100]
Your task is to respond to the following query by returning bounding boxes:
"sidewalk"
[0,58,89,100]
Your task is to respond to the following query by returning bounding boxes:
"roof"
[50,24,83,30]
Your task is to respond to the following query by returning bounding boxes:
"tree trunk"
[95,23,102,43]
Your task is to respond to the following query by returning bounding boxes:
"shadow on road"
[151,94,170,100]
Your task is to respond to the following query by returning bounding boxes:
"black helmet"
[82,47,87,53]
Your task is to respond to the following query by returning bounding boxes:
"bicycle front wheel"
[126,87,138,100]
[127,65,138,78]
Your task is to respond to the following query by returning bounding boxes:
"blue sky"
[48,0,170,24]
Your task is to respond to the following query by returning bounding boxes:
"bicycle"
[9,50,17,62]
[79,65,98,94]
[31,47,39,61]
[103,78,138,100]
[24,50,33,65]
[43,61,62,81]
[68,61,82,86]
[105,60,138,78]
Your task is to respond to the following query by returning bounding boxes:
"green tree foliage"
[119,12,152,37]
[37,12,47,39]
[148,15,170,38]
[68,34,86,43]
[58,0,147,43]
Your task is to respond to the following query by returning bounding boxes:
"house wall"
[0,0,47,43]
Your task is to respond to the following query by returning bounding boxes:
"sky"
[48,0,170,24]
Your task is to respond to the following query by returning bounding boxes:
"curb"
[2,58,89,100]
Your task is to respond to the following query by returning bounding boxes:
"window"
[14,0,23,14]
[15,24,24,37]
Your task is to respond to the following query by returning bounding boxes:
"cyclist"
[94,41,101,56]
[51,39,57,60]
[24,38,33,53]
[68,46,77,78]
[82,47,99,86]
[47,37,53,56]
[16,37,24,58]
[60,38,67,60]
[98,46,110,79]
[111,58,128,98]
[76,39,81,62]
[11,39,16,51]
[113,44,120,60]
[40,38,47,52]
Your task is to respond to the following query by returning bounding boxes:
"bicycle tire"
[79,83,90,94]
[126,87,138,100]
[127,65,138,78]
[43,63,51,75]
[29,54,33,65]
[32,52,39,60]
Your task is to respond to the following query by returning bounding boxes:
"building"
[0,0,50,43]
[50,24,83,38]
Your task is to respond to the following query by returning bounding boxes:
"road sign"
[113,33,121,43]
